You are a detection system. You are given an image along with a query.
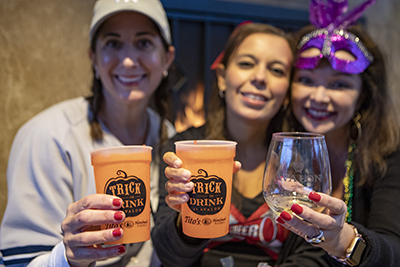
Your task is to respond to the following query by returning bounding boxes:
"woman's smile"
[305,107,336,121]
[241,92,269,107]
[116,74,145,85]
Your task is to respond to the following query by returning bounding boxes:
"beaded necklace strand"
[343,143,356,222]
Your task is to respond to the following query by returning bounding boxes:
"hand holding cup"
[61,194,126,267]
[164,151,242,213]
[163,151,194,213]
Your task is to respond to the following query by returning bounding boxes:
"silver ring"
[305,230,325,244]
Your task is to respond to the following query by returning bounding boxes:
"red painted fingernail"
[276,217,285,224]
[113,199,122,206]
[114,211,124,221]
[280,211,292,221]
[117,246,126,254]
[112,228,122,237]
[309,192,321,202]
[291,204,303,215]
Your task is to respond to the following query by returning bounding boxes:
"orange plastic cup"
[175,140,237,238]
[90,145,152,244]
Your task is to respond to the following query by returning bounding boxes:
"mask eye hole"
[334,50,356,61]
[299,47,321,58]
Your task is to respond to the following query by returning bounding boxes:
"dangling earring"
[163,70,169,78]
[219,90,225,98]
[94,71,100,80]
[351,112,362,144]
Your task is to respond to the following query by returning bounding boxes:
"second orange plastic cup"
[90,145,152,244]
[175,140,237,239]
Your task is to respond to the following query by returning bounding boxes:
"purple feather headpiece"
[295,0,376,74]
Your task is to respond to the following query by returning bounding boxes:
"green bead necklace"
[343,143,356,222]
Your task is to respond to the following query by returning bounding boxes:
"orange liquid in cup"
[90,146,152,244]
[175,140,237,239]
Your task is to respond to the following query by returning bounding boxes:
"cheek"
[224,68,248,91]
[97,52,114,71]
[272,80,289,98]
[144,52,166,70]
[101,56,112,68]
[290,88,306,111]
[147,54,160,65]
[337,101,357,120]
[224,77,239,93]
[333,92,359,116]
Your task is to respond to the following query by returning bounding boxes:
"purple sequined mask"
[295,0,376,74]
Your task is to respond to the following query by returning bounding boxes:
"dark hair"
[86,20,172,145]
[205,23,295,144]
[289,24,400,184]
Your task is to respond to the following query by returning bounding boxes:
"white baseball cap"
[89,0,171,45]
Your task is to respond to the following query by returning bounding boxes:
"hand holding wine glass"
[262,133,357,257]
[263,132,332,217]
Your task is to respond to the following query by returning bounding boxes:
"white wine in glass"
[263,132,332,216]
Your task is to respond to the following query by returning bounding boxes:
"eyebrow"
[136,31,156,37]
[101,31,156,39]
[102,32,120,38]
[237,54,289,67]
[270,60,289,69]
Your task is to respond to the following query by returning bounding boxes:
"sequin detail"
[295,28,373,74]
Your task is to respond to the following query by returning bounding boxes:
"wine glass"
[263,132,332,216]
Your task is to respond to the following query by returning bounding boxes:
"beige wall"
[0,0,95,222]
[1,0,400,224]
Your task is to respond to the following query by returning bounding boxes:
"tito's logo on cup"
[187,169,227,215]
[104,170,146,217]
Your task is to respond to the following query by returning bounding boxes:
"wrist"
[329,223,356,258]
[329,225,366,266]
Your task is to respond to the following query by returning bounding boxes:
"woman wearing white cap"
[0,0,175,266]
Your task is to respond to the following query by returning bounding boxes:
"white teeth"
[118,76,142,83]
[243,93,266,101]
[308,109,331,118]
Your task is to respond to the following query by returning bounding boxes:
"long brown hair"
[86,22,172,145]
[289,24,400,185]
[205,23,295,144]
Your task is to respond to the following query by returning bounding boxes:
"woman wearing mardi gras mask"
[0,0,175,266]
[277,0,400,266]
